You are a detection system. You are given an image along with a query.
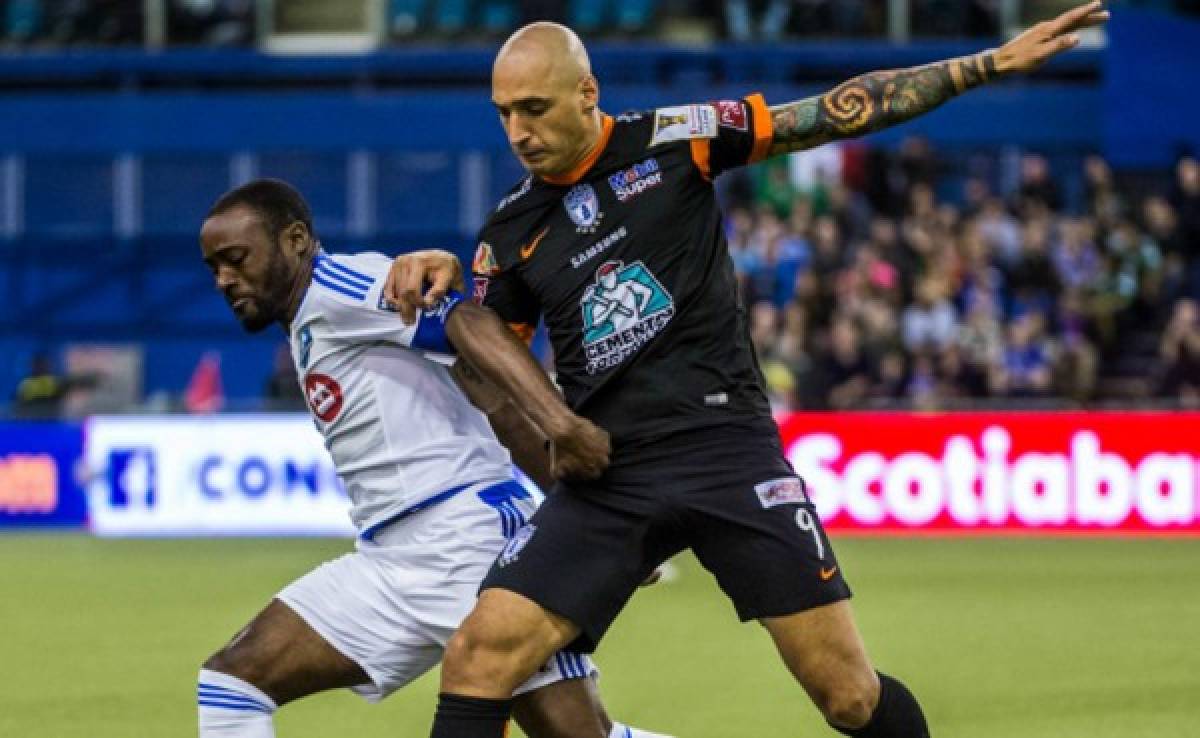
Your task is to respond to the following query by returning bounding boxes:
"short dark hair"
[207,178,314,241]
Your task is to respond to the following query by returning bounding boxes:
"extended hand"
[548,416,611,482]
[995,1,1109,74]
[383,249,465,324]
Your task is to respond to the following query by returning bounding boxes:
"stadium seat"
[431,0,472,34]
[569,0,609,33]
[389,0,428,36]
[615,0,657,32]
[479,0,515,34]
[4,0,43,42]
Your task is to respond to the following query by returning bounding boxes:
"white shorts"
[277,479,597,702]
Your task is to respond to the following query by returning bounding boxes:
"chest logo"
[608,158,663,202]
[563,184,604,233]
[579,260,675,374]
[473,242,500,277]
[304,372,344,424]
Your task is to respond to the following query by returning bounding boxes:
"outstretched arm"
[768,1,1109,155]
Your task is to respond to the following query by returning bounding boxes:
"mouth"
[231,297,252,313]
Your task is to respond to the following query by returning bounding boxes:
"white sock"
[610,721,676,738]
[197,668,277,737]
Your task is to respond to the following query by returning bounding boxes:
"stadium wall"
[3,413,1198,537]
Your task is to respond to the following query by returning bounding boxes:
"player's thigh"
[513,677,609,738]
[478,481,680,654]
[760,601,877,710]
[685,466,851,623]
[203,597,369,706]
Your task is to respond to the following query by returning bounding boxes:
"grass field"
[2,535,1198,737]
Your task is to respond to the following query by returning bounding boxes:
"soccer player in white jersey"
[196,178,671,738]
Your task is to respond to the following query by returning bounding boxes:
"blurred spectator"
[901,275,958,354]
[813,316,872,409]
[1159,298,1200,406]
[264,343,306,411]
[12,352,65,418]
[991,313,1054,397]
[1015,153,1063,215]
[1169,155,1200,297]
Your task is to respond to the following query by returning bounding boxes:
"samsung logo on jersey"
[571,226,627,269]
[608,158,662,202]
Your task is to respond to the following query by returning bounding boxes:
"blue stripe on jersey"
[358,482,473,541]
[624,726,633,738]
[197,684,273,712]
[198,698,272,713]
[478,480,532,539]
[314,260,371,293]
[554,652,568,679]
[317,254,374,287]
[312,270,368,300]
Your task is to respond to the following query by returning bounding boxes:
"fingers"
[424,269,452,309]
[1050,1,1102,35]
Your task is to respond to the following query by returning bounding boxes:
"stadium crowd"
[717,140,1200,410]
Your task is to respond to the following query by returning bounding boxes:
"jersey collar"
[540,114,614,187]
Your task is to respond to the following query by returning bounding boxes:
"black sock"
[430,693,514,738]
[830,672,930,738]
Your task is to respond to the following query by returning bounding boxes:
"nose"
[505,113,530,147]
[215,266,238,293]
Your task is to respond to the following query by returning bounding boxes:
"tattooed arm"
[768,0,1109,155]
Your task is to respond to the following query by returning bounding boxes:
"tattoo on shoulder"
[769,51,998,156]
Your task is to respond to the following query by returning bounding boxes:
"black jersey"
[473,95,776,457]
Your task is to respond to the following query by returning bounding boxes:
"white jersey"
[289,250,513,534]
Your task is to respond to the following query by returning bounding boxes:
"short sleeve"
[314,252,464,354]
[471,240,541,345]
[687,94,774,180]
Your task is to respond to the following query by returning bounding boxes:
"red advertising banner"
[777,413,1200,535]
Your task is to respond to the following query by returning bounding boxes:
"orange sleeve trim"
[746,92,773,164]
[541,115,615,186]
[689,138,712,181]
[507,322,536,347]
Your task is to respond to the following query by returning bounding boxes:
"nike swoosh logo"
[520,227,550,260]
[819,566,838,581]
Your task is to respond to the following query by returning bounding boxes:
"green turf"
[2,534,1197,737]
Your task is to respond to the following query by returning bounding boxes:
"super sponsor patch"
[755,477,810,508]
[649,104,718,146]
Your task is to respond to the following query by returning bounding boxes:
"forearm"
[445,302,575,440]
[450,359,555,490]
[768,50,1001,155]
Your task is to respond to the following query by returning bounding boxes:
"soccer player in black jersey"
[388,6,1109,737]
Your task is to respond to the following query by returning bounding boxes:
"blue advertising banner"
[0,422,87,528]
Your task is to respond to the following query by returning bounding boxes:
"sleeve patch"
[411,290,465,354]
[473,242,501,276]
[649,104,718,146]
[713,100,749,131]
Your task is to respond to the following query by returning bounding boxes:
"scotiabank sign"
[778,413,1200,534]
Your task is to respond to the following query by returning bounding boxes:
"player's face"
[492,57,596,177]
[200,206,293,333]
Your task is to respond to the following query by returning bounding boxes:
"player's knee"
[442,624,527,691]
[201,646,272,694]
[813,672,879,730]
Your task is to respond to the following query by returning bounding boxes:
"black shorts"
[480,420,852,653]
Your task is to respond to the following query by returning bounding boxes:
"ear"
[282,221,310,256]
[579,74,599,114]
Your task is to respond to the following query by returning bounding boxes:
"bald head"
[491,23,603,178]
[495,22,591,88]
